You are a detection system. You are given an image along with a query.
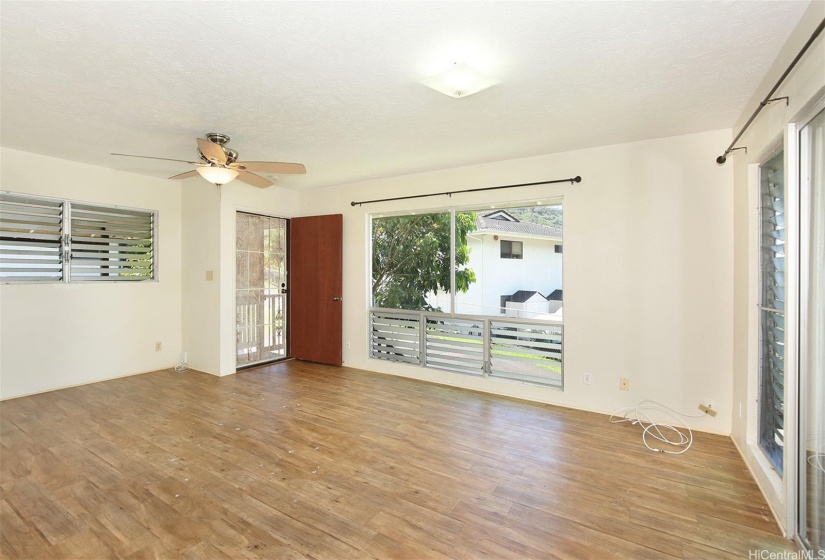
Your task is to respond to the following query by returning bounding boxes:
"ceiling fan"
[112,133,306,188]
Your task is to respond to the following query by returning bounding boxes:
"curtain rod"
[716,17,825,164]
[350,176,581,207]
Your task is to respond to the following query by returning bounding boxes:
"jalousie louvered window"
[69,203,155,281]
[0,193,65,282]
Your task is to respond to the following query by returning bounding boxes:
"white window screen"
[0,193,65,282]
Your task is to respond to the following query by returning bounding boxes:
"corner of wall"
[729,0,825,531]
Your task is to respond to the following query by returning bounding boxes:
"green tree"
[372,212,477,311]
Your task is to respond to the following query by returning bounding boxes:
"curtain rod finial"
[716,155,727,165]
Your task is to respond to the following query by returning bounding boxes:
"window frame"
[0,192,66,283]
[500,239,523,259]
[369,200,563,316]
[0,191,159,284]
[756,146,786,476]
[368,199,565,388]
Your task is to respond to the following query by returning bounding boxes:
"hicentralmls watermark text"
[749,551,825,560]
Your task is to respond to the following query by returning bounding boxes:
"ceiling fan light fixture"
[419,62,500,98]
[197,166,239,186]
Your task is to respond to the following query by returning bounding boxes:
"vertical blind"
[758,150,785,475]
[0,192,156,283]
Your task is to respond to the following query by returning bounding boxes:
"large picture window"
[370,202,564,387]
[371,212,454,312]
[0,192,156,283]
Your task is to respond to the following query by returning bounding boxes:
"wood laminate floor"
[1,361,795,559]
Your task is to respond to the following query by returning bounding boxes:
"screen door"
[236,212,288,368]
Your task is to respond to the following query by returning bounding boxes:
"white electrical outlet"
[155,341,162,352]
[346,340,351,350]
[583,372,592,385]
[620,377,630,391]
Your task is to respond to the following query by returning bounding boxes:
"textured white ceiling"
[0,1,810,190]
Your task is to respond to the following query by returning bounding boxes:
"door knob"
[332,296,342,301]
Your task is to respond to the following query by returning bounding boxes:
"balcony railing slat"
[370,309,563,389]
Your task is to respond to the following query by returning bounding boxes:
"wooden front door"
[288,214,343,366]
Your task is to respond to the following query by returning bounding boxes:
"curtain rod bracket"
[716,18,824,165]
[716,147,747,165]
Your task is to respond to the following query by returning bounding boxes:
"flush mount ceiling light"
[196,165,239,186]
[419,62,500,99]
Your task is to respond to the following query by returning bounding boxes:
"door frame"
[234,209,292,371]
[789,91,825,550]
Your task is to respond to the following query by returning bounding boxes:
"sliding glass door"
[798,107,824,552]
[236,212,288,368]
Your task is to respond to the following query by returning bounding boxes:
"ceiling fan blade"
[236,170,273,189]
[168,170,200,180]
[197,138,227,164]
[111,153,200,165]
[233,161,306,175]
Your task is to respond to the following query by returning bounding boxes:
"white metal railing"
[370,308,563,388]
[237,292,286,366]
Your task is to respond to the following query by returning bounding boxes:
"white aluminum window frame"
[368,198,564,388]
[788,93,825,547]
[0,191,159,284]
[756,144,787,476]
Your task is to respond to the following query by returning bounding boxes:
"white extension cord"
[174,351,188,372]
[610,399,708,455]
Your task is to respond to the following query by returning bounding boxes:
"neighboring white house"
[429,210,563,319]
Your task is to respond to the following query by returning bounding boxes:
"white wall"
[0,151,303,391]
[181,182,221,375]
[180,180,300,376]
[0,147,183,399]
[730,1,825,532]
[300,128,734,434]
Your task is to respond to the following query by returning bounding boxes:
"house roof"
[475,213,562,239]
[483,210,518,222]
[509,290,547,303]
[548,289,563,301]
